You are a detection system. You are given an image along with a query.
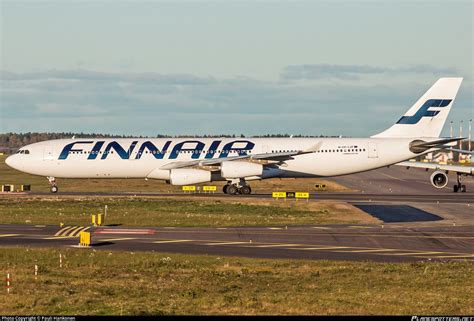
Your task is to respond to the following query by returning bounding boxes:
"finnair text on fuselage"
[59,140,256,160]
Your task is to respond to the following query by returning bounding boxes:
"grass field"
[0,196,377,226]
[1,247,472,315]
[0,155,352,194]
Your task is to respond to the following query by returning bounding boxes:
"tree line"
[0,132,332,154]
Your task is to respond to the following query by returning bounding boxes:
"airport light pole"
[449,121,454,161]
[469,119,472,152]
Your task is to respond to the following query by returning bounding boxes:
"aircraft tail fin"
[372,77,463,138]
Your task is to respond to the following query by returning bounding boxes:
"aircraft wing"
[396,161,473,175]
[442,147,474,155]
[160,142,322,170]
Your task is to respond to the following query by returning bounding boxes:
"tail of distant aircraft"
[372,77,463,138]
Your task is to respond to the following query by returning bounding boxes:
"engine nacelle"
[221,161,263,178]
[169,168,211,185]
[430,170,448,189]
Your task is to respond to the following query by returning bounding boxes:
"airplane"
[397,147,473,192]
[5,77,464,195]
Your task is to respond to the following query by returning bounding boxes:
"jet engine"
[430,170,448,189]
[221,161,263,178]
[169,168,211,185]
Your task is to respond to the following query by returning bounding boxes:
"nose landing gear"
[47,177,59,193]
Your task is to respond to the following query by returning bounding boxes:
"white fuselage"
[6,137,422,181]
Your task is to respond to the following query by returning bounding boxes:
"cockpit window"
[16,150,30,154]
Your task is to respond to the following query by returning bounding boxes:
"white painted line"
[418,254,474,259]
[287,246,352,251]
[204,241,250,246]
[153,240,193,244]
[0,234,20,237]
[341,249,398,253]
[94,229,155,235]
[385,251,444,256]
[67,226,85,237]
[254,244,301,248]
[44,236,76,240]
[311,227,331,230]
[267,227,283,230]
[348,226,373,229]
[54,226,72,236]
[100,237,137,242]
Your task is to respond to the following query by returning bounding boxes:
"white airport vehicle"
[397,147,473,192]
[6,78,464,195]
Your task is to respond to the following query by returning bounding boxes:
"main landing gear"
[223,180,252,195]
[453,174,467,193]
[47,177,59,193]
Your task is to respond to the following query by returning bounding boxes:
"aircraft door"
[368,142,378,158]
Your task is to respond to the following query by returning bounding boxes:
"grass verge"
[0,247,472,315]
[0,197,377,227]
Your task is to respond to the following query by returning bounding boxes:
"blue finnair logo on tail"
[397,99,452,124]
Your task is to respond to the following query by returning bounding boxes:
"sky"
[0,0,473,137]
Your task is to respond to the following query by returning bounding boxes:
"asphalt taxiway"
[0,224,473,262]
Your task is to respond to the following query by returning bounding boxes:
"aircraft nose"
[5,155,16,169]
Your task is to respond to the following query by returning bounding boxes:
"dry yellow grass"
[1,247,472,315]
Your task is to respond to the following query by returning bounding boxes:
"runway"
[0,166,473,262]
[1,223,473,262]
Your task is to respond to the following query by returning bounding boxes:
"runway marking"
[100,237,137,242]
[311,227,331,230]
[154,229,474,240]
[348,226,373,229]
[76,226,91,235]
[254,244,301,248]
[44,236,76,240]
[204,241,250,246]
[337,248,397,253]
[153,240,193,244]
[54,226,73,236]
[0,234,20,237]
[267,227,283,230]
[377,172,406,182]
[288,246,352,251]
[420,254,474,259]
[385,251,444,256]
[34,225,46,227]
[67,226,86,237]
[216,228,228,230]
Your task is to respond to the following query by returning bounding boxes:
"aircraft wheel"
[223,184,229,194]
[50,186,58,193]
[461,185,467,193]
[453,185,458,193]
[227,185,239,195]
[240,186,252,195]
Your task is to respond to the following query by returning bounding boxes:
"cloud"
[0,68,471,137]
[280,64,460,81]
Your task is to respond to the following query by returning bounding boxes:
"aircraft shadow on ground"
[353,204,444,223]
